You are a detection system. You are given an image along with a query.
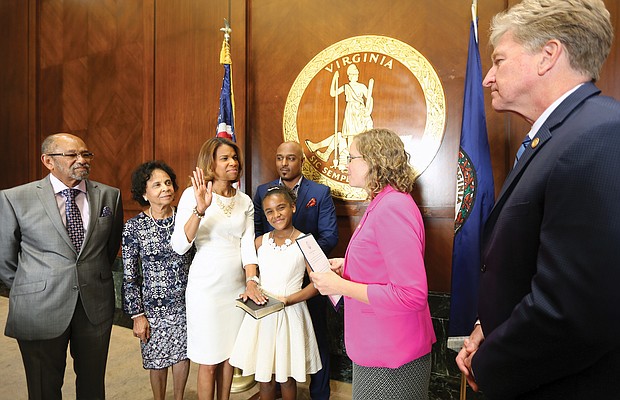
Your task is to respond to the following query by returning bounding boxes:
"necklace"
[148,207,175,229]
[216,193,236,217]
[268,229,296,251]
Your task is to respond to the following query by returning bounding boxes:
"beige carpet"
[0,296,350,399]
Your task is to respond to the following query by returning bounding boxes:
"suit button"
[72,285,79,291]
[481,264,487,273]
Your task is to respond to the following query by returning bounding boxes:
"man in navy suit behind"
[254,141,338,400]
[456,1,620,399]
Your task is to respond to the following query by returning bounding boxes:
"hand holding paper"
[296,233,343,309]
[329,258,344,276]
[310,269,343,296]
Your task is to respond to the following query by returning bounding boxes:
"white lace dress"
[229,233,322,382]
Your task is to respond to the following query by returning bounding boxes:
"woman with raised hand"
[171,137,260,400]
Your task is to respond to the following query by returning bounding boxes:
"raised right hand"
[190,167,213,213]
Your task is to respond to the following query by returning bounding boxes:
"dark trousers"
[306,294,331,400]
[17,297,113,400]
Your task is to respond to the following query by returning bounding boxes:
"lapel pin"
[531,137,540,148]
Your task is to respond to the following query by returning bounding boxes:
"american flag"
[216,30,236,142]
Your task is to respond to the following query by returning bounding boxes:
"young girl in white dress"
[230,186,322,400]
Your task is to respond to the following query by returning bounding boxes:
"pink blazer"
[343,185,436,368]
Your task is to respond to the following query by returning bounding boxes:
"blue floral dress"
[122,210,192,369]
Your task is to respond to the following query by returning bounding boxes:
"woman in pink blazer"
[312,128,436,399]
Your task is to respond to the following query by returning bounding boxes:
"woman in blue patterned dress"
[122,161,193,400]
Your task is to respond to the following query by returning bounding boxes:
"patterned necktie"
[62,188,84,252]
[514,135,533,166]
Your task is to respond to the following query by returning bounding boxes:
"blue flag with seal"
[216,27,236,142]
[449,14,495,337]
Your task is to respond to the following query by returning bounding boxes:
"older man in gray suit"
[0,133,123,400]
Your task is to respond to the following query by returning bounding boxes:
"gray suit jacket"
[0,175,123,340]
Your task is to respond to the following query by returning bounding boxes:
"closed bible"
[235,295,284,319]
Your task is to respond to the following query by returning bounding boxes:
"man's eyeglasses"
[346,155,363,163]
[46,151,95,160]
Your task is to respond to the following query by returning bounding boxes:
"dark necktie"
[62,188,84,252]
[514,135,533,166]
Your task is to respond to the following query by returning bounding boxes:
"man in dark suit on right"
[254,141,338,400]
[456,1,620,399]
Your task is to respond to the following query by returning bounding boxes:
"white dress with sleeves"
[171,187,257,365]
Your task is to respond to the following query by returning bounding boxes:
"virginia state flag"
[216,37,236,142]
[449,18,495,337]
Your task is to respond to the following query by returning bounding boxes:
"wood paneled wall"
[37,0,155,214]
[247,0,510,292]
[154,0,247,200]
[248,0,620,292]
[0,0,35,188]
[0,0,618,292]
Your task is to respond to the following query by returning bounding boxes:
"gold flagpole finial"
[220,19,232,65]
[220,18,232,43]
[471,0,479,44]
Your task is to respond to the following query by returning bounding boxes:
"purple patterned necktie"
[62,188,84,252]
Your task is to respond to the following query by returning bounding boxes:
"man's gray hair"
[490,0,613,81]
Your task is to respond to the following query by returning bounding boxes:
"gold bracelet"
[192,206,205,219]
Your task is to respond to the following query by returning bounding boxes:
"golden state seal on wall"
[284,35,446,201]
